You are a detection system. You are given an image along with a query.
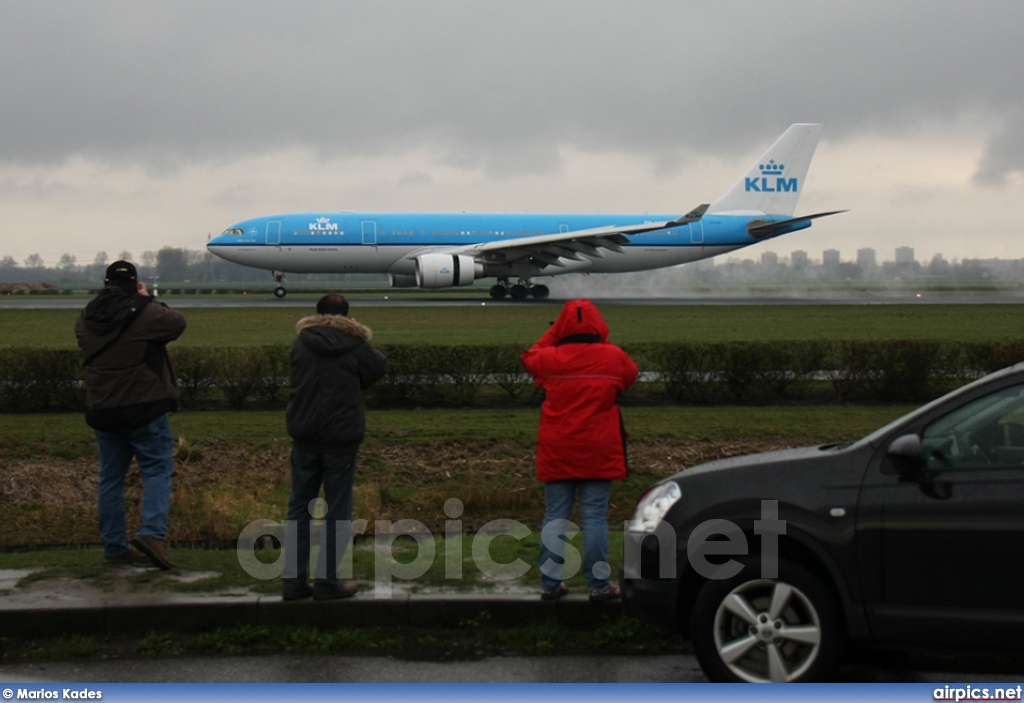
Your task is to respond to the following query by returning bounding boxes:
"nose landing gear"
[273,271,287,298]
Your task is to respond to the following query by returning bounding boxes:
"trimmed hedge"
[1,340,1022,413]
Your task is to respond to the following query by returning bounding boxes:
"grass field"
[1,404,911,550]
[6,301,1024,347]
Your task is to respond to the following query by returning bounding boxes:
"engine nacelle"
[415,254,480,288]
[389,274,417,288]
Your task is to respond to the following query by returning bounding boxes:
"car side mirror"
[887,433,924,476]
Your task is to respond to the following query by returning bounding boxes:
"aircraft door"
[689,222,704,244]
[361,221,377,246]
[266,221,281,245]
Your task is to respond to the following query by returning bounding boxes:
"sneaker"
[312,582,358,601]
[540,583,568,601]
[589,584,621,603]
[282,583,313,601]
[130,535,174,571]
[104,548,149,566]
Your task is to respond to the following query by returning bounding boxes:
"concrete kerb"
[0,589,623,639]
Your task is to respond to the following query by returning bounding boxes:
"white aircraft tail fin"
[706,124,822,217]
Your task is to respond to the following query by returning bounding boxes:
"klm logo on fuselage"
[745,159,798,193]
[309,216,339,232]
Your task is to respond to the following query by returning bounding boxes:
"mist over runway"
[4,293,1024,310]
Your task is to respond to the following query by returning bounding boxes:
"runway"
[3,293,1024,309]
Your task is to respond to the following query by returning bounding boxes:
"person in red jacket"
[521,299,638,602]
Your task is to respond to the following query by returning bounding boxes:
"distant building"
[895,247,915,265]
[927,253,952,277]
[822,249,841,267]
[791,250,809,268]
[856,248,877,269]
[760,251,779,267]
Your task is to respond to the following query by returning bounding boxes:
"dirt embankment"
[0,438,790,549]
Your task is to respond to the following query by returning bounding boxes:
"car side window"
[922,383,1024,469]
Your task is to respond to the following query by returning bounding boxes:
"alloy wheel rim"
[712,578,823,683]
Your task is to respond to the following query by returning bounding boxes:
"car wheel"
[690,557,843,683]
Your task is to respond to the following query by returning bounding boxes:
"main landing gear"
[489,279,550,301]
[273,271,287,298]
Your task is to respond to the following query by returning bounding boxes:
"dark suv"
[621,363,1024,682]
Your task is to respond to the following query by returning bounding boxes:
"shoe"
[282,583,313,601]
[589,584,621,603]
[130,535,174,570]
[104,548,149,566]
[313,582,358,601]
[540,583,568,601]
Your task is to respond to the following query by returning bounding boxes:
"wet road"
[2,653,1021,683]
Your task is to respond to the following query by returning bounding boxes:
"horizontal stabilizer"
[746,210,847,238]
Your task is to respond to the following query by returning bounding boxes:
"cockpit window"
[221,228,245,236]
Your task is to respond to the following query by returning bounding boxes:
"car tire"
[690,557,843,683]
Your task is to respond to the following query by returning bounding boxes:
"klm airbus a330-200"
[206,124,844,301]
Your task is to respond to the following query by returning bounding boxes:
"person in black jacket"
[282,293,387,601]
[74,261,186,570]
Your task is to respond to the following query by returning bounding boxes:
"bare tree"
[24,253,43,269]
[156,247,189,283]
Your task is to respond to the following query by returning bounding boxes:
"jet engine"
[415,254,480,288]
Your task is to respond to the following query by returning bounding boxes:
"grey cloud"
[1,0,1023,181]
[974,109,1024,187]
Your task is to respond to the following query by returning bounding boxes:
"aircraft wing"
[442,205,709,269]
[463,222,658,267]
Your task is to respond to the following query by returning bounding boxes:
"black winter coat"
[74,287,186,431]
[285,314,387,452]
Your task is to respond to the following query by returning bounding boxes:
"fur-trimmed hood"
[294,314,373,360]
[295,314,373,341]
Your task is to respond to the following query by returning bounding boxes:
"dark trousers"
[282,445,356,586]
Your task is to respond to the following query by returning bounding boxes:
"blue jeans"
[283,446,356,587]
[539,479,613,592]
[95,414,174,558]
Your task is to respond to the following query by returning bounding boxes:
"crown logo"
[317,217,331,224]
[759,160,784,176]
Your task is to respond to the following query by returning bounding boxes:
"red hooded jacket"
[521,299,638,482]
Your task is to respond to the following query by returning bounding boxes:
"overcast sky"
[2,1,1022,270]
